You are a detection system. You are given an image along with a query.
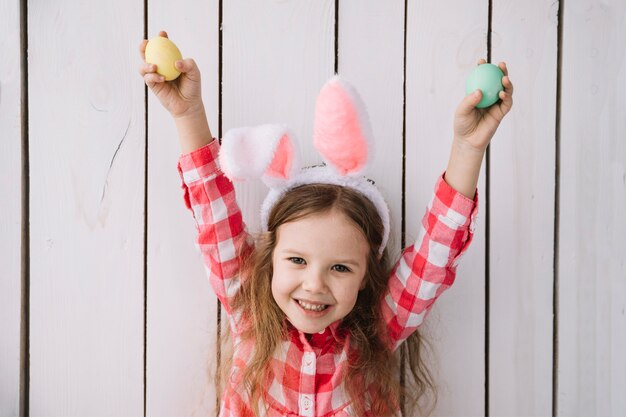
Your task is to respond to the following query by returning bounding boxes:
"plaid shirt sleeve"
[177,140,252,316]
[382,174,478,350]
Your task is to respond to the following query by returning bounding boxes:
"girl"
[139,31,513,417]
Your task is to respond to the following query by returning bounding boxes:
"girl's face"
[271,209,369,334]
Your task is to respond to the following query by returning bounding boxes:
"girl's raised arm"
[445,60,514,198]
[139,30,213,153]
[382,61,513,347]
[140,32,250,317]
[177,140,252,317]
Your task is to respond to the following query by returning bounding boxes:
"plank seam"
[20,0,30,414]
[334,0,339,74]
[143,1,149,416]
[485,0,493,415]
[400,0,408,413]
[553,0,564,415]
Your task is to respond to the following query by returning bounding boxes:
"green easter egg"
[466,63,504,108]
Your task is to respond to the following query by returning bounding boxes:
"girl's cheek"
[336,285,360,306]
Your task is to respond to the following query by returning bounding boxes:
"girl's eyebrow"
[281,249,361,267]
[333,259,361,267]
[280,248,307,256]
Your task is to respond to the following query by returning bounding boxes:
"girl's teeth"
[298,300,328,312]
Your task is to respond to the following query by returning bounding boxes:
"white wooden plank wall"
[490,0,558,415]
[222,0,335,231]
[559,1,626,415]
[0,1,23,415]
[2,1,626,416]
[147,1,219,416]
[339,0,405,257]
[27,0,145,415]
[406,1,487,415]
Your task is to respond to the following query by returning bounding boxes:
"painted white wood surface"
[339,0,405,260]
[146,2,220,416]
[489,0,558,415]
[0,1,22,415]
[406,1,488,415]
[28,1,145,415]
[559,1,626,415]
[222,0,335,233]
[2,1,625,415]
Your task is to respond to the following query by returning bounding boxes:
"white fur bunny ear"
[313,76,374,176]
[218,124,300,187]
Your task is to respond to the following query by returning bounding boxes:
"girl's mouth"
[296,299,329,312]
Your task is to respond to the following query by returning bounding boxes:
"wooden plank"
[339,0,405,260]
[488,0,558,414]
[0,1,23,415]
[146,1,220,416]
[558,1,626,415]
[28,1,145,414]
[222,0,335,232]
[405,1,488,415]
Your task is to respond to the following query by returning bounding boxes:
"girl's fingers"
[458,89,483,115]
[158,30,168,38]
[174,58,201,82]
[502,75,514,96]
[477,58,487,65]
[175,58,196,73]
[138,63,157,77]
[498,86,513,114]
[498,61,508,76]
[144,73,165,87]
[498,74,513,111]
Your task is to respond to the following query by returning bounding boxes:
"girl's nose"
[302,268,327,293]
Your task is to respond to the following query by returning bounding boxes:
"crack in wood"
[100,119,131,203]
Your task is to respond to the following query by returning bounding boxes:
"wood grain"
[0,0,23,415]
[489,0,558,414]
[146,1,220,415]
[222,0,335,233]
[405,1,488,415]
[28,1,145,414]
[558,1,626,415]
[339,0,405,260]
[2,1,623,414]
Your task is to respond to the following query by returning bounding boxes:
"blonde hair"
[217,183,437,416]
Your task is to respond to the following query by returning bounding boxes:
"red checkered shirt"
[177,140,478,417]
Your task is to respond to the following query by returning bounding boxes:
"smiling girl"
[139,31,513,417]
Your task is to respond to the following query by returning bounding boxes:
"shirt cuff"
[432,172,479,231]
[177,139,221,186]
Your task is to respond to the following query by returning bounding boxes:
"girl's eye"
[331,264,351,273]
[288,257,306,265]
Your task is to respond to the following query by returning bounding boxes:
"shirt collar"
[285,319,345,350]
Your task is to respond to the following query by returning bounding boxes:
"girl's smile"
[294,298,332,316]
[271,209,369,334]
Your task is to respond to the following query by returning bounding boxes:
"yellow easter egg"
[145,36,182,81]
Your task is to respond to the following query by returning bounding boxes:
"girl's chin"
[298,325,328,335]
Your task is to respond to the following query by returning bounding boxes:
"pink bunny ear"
[313,76,374,176]
[264,133,296,181]
[218,124,300,187]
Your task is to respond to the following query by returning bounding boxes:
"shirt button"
[302,395,312,409]
[303,351,315,370]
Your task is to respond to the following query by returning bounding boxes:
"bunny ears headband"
[218,76,390,254]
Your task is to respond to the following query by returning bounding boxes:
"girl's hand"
[138,31,204,119]
[453,60,514,152]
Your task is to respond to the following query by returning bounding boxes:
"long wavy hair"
[217,183,437,416]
